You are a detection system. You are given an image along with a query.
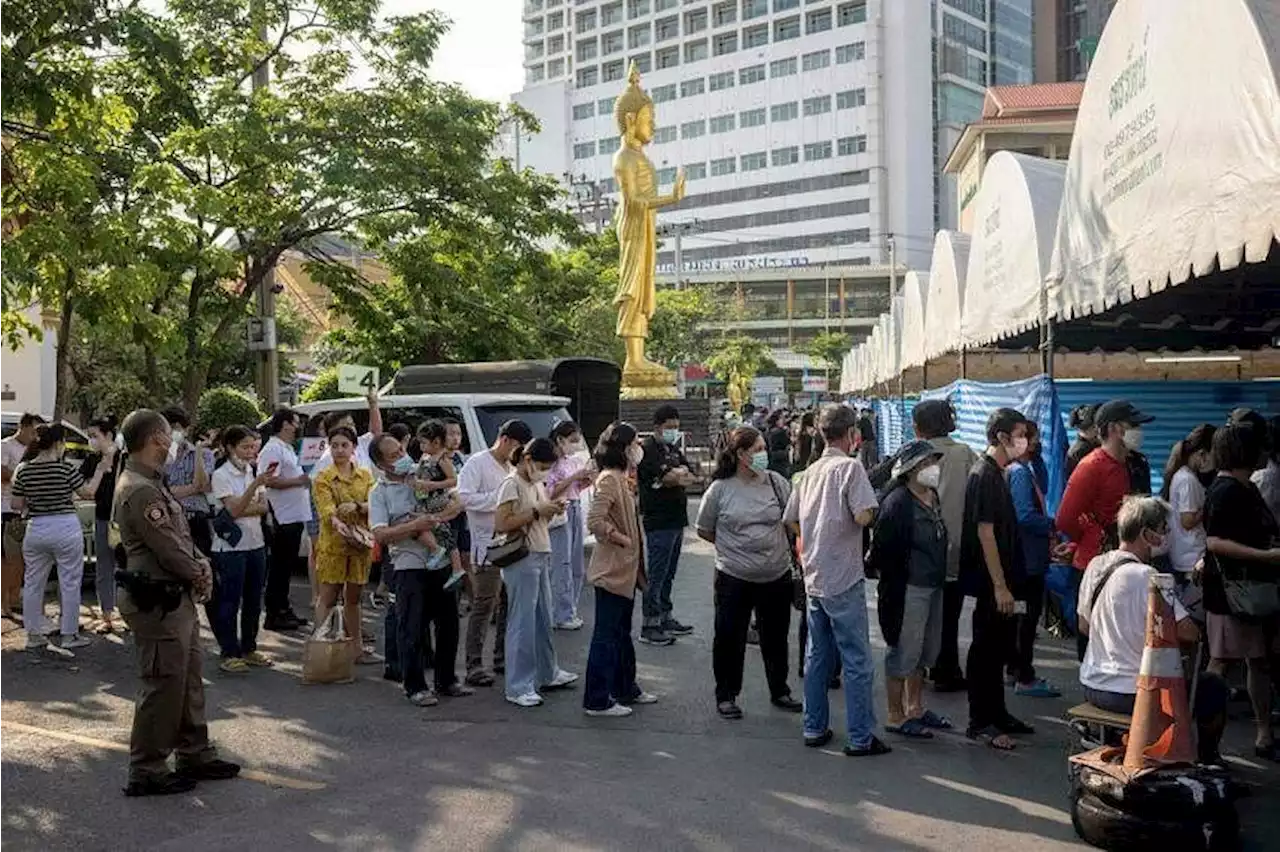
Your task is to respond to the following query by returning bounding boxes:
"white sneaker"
[555,616,585,631]
[585,704,633,718]
[60,634,91,650]
[506,692,544,708]
[545,669,580,689]
[630,691,659,705]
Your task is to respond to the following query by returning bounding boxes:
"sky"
[384,0,526,103]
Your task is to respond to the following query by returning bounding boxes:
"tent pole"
[1045,319,1056,378]
[959,347,967,380]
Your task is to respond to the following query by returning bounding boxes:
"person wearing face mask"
[1057,400,1153,578]
[1004,420,1062,699]
[546,421,595,631]
[257,408,313,632]
[114,409,239,796]
[161,407,214,559]
[871,441,952,740]
[493,438,579,708]
[207,425,273,673]
[1160,424,1217,585]
[13,423,111,653]
[637,404,697,646]
[1078,496,1229,764]
[697,426,801,721]
[1065,404,1100,481]
[457,419,533,686]
[959,408,1034,750]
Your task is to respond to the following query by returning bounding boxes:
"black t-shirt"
[1066,437,1100,480]
[80,453,119,520]
[1202,474,1280,615]
[960,454,1023,597]
[636,435,689,531]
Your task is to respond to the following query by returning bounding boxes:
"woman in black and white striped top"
[11,423,110,653]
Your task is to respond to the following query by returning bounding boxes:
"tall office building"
[1033,0,1116,83]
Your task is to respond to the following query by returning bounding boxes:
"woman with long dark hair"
[546,420,594,630]
[793,411,824,474]
[583,422,658,717]
[696,426,801,720]
[1161,424,1216,580]
[12,423,111,652]
[83,416,123,633]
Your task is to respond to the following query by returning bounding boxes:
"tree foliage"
[298,365,341,403]
[196,385,264,433]
[706,334,776,412]
[648,287,717,369]
[796,331,852,384]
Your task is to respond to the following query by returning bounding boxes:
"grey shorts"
[885,584,944,678]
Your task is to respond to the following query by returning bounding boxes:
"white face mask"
[1122,427,1144,452]
[915,464,941,489]
[626,445,644,467]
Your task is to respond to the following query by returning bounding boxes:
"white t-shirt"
[210,462,266,553]
[458,449,511,564]
[1079,554,1187,694]
[310,432,374,477]
[1167,466,1206,573]
[257,437,313,524]
[1,436,28,515]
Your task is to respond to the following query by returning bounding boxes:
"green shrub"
[197,386,264,433]
[298,366,343,404]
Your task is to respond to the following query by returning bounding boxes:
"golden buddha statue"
[612,61,685,395]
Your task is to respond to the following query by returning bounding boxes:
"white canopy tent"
[962,151,1066,347]
[922,231,971,361]
[899,270,930,371]
[1047,0,1280,321]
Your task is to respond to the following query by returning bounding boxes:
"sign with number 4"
[337,364,379,396]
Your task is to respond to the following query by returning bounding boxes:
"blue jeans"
[549,500,586,623]
[584,587,641,710]
[502,551,560,699]
[803,580,877,748]
[210,548,267,658]
[642,527,683,627]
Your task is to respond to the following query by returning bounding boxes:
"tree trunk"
[51,273,75,422]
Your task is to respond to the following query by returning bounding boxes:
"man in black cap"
[1064,404,1099,481]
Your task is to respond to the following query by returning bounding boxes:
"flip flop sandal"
[885,719,934,739]
[917,710,954,730]
[967,725,1017,750]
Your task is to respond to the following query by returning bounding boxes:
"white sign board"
[298,437,328,470]
[801,375,829,392]
[751,376,785,395]
[337,364,380,396]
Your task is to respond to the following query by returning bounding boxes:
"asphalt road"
[3,523,1277,851]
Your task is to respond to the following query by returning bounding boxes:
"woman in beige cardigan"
[583,422,660,717]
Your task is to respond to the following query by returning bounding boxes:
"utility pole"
[252,8,279,409]
[658,220,699,288]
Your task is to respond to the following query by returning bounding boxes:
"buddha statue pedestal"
[620,364,678,400]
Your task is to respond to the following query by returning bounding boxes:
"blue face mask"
[392,455,415,476]
[749,451,769,473]
[662,429,681,445]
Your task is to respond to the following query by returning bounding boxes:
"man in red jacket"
[1056,400,1154,574]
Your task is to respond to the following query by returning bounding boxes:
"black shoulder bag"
[766,473,806,611]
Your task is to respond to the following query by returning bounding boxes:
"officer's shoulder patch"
[145,501,169,525]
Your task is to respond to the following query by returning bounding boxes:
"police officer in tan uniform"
[116,409,240,797]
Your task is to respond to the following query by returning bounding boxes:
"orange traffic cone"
[1123,573,1195,769]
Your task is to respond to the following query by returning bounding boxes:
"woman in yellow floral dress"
[313,427,377,663]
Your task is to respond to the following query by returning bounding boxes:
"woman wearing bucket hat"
[870,440,953,739]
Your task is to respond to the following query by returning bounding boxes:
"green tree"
[196,386,263,433]
[298,365,341,403]
[796,331,852,385]
[706,334,776,412]
[647,287,717,369]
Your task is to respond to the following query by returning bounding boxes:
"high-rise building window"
[686,162,708,180]
[713,31,737,56]
[803,140,833,161]
[741,151,767,171]
[654,125,677,143]
[743,23,768,47]
[774,15,800,41]
[576,38,597,61]
[681,119,707,139]
[835,41,865,63]
[576,8,597,32]
[685,7,708,34]
[528,65,546,83]
[942,0,986,19]
[652,83,677,102]
[576,66,599,87]
[769,56,797,77]
[773,0,798,10]
[771,145,798,166]
[770,101,798,122]
[600,177,617,193]
[837,134,867,155]
[836,88,866,109]
[739,63,766,84]
[547,34,564,53]
[711,156,737,176]
[739,107,766,127]
[603,59,626,81]
[598,95,617,113]
[802,49,830,71]
[657,166,677,183]
[709,113,735,133]
[713,1,737,27]
[656,45,679,68]
[742,0,768,20]
[603,30,624,53]
[837,1,867,26]
[942,12,986,51]
[806,8,832,33]
[547,11,564,29]
[548,57,565,77]
[685,38,708,62]
[572,102,595,120]
[681,77,706,97]
[599,136,617,152]
[803,95,831,116]
[656,14,679,40]
[574,141,596,159]
[628,23,651,47]
[709,70,735,91]
[629,52,651,73]
[655,0,679,10]
[627,0,650,18]
[602,1,623,26]
[526,18,545,38]
[526,0,543,11]
[527,42,545,61]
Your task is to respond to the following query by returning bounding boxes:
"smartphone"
[266,461,280,474]
[1012,600,1028,615]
